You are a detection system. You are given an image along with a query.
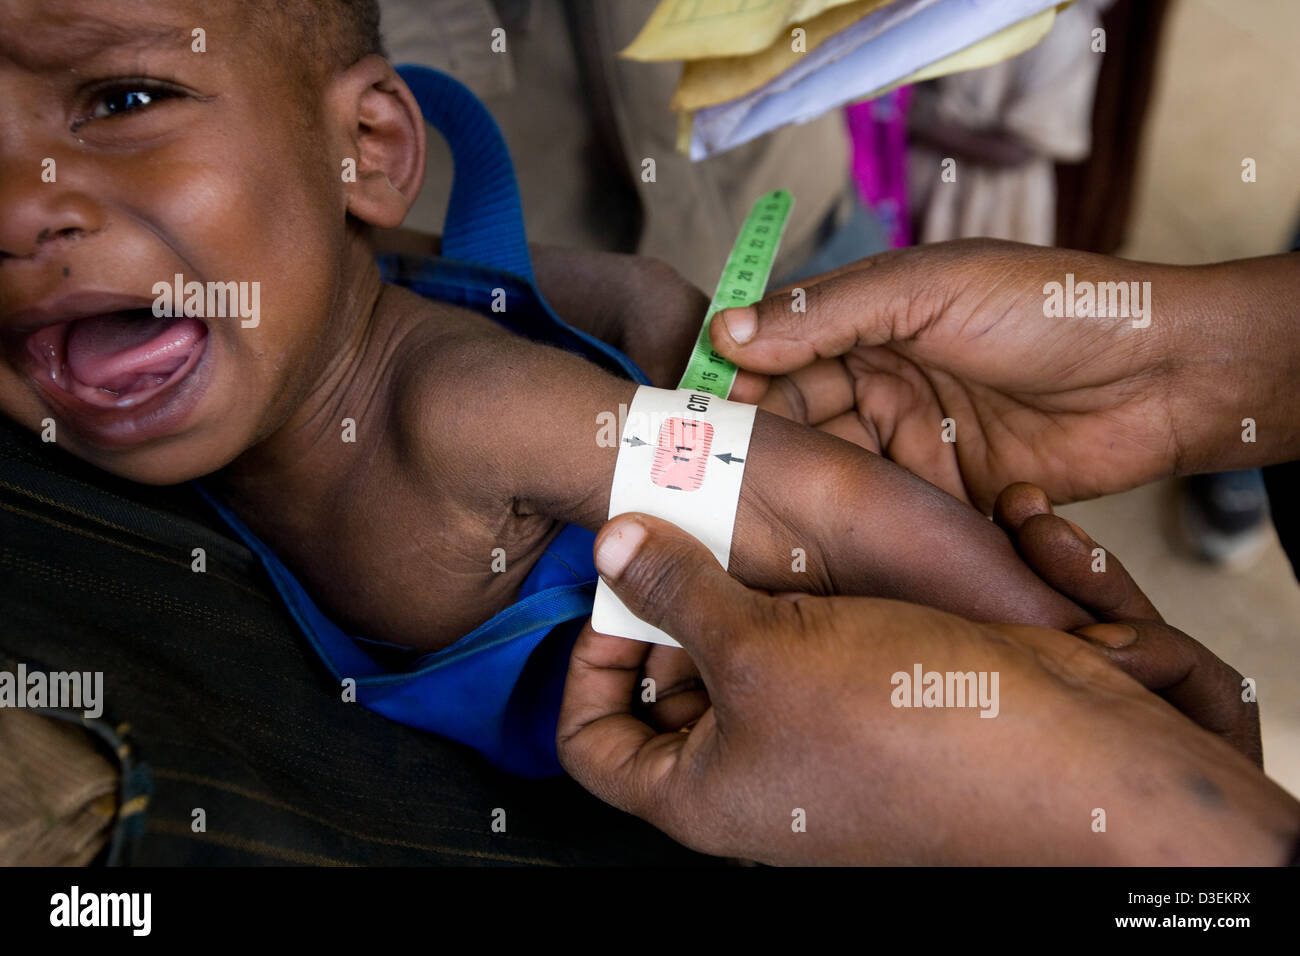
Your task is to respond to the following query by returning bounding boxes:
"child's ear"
[328,55,427,229]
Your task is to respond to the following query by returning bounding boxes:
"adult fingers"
[726,369,771,405]
[1076,619,1262,766]
[841,346,970,501]
[557,623,692,815]
[643,643,710,731]
[750,358,857,427]
[994,484,1162,622]
[559,621,652,749]
[992,481,1053,533]
[710,251,919,374]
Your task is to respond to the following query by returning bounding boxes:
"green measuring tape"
[677,188,794,398]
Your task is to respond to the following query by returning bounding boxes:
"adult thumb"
[594,514,770,668]
[709,249,917,374]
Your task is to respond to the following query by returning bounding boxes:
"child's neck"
[209,266,422,536]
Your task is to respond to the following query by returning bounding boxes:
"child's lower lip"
[27,324,212,449]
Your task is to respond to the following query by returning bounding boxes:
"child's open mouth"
[14,302,212,447]
[27,309,208,409]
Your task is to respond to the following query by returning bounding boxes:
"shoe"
[1177,469,1271,570]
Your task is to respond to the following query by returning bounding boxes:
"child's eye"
[82,83,183,124]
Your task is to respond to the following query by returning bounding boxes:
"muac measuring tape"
[678,188,794,398]
[593,190,794,646]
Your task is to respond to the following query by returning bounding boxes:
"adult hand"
[715,240,1300,511]
[994,481,1262,765]
[558,514,1300,865]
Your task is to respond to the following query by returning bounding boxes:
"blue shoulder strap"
[194,66,651,778]
[397,65,649,386]
[400,65,534,280]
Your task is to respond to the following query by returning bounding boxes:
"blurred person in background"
[380,0,892,297]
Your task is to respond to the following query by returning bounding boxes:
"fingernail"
[595,518,647,580]
[721,307,756,345]
[1063,519,1091,545]
[1077,623,1137,649]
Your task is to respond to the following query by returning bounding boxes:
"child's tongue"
[66,312,205,394]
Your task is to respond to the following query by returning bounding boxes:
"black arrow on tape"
[715,452,745,464]
[623,436,648,447]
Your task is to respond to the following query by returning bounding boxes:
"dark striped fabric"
[0,416,713,865]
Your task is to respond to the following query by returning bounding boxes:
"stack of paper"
[623,0,1067,160]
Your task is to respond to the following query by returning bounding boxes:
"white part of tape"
[591,386,756,646]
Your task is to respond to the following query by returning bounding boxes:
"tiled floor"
[1068,0,1300,796]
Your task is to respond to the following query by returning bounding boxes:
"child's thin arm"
[431,336,1091,630]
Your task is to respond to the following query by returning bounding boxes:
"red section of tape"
[651,417,713,492]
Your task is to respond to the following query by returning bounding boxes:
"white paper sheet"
[690,0,1062,158]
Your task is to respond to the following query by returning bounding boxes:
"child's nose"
[0,154,105,261]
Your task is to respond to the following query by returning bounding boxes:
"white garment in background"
[909,0,1112,246]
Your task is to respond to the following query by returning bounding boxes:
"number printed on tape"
[678,188,794,398]
[652,418,713,492]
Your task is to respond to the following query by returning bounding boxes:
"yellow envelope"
[622,0,867,62]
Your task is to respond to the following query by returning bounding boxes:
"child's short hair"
[256,0,385,79]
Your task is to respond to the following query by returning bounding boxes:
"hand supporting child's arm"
[731,410,1095,629]
[994,481,1261,763]
[425,332,1092,630]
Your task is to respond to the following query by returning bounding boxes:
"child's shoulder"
[386,280,608,405]
[382,282,621,494]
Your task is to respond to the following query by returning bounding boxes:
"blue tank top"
[195,66,650,779]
